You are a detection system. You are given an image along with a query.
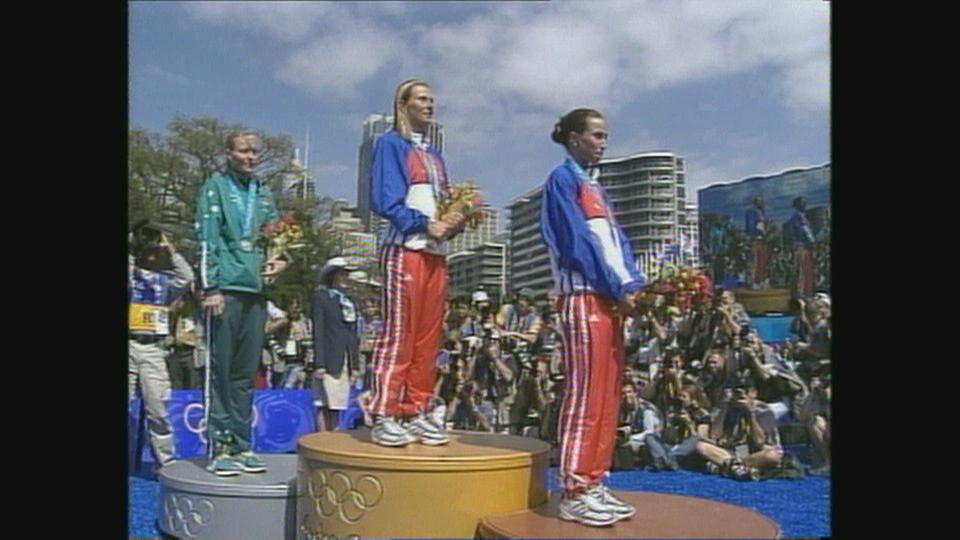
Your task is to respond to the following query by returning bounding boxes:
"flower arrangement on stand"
[641,266,713,312]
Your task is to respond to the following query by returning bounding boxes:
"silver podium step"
[158,454,298,540]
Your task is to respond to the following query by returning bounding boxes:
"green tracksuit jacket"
[195,171,279,295]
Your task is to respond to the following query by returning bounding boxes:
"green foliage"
[129,114,340,306]
[267,196,338,308]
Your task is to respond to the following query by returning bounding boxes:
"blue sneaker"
[233,451,267,473]
[206,454,243,477]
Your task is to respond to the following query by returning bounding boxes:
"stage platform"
[157,454,298,540]
[297,429,550,539]
[734,287,792,314]
[477,490,782,539]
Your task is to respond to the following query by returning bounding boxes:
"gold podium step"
[297,429,550,539]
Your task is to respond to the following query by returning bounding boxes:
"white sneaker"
[371,416,416,447]
[588,484,636,519]
[558,490,619,527]
[406,413,450,446]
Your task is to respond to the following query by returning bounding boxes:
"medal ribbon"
[228,175,259,244]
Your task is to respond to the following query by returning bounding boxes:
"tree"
[129,114,343,308]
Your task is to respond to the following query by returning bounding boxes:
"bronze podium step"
[478,490,782,539]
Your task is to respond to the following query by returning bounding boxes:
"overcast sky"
[129,1,830,216]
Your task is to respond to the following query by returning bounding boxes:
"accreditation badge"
[129,303,170,335]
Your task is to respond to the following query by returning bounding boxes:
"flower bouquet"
[436,182,486,229]
[259,212,306,261]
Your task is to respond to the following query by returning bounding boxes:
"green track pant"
[205,291,266,455]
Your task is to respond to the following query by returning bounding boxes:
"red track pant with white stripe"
[370,245,448,419]
[557,292,624,495]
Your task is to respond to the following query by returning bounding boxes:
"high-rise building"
[596,151,688,277]
[506,151,692,292]
[679,203,701,269]
[357,115,394,233]
[447,239,508,305]
[447,206,500,254]
[506,185,552,297]
[357,114,445,235]
[283,149,316,200]
[327,203,378,269]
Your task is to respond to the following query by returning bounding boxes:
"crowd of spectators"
[335,280,830,480]
[132,240,831,480]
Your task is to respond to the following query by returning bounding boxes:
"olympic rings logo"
[306,471,384,525]
[183,403,207,444]
[164,494,214,538]
[182,402,260,445]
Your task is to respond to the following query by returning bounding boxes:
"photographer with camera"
[471,335,519,433]
[790,293,831,382]
[447,379,494,432]
[691,383,785,481]
[740,329,808,421]
[496,288,543,355]
[705,289,751,353]
[269,297,312,390]
[129,220,195,468]
[533,304,564,448]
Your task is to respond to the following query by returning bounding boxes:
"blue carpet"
[130,462,829,538]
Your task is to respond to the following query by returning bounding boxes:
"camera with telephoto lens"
[131,220,173,272]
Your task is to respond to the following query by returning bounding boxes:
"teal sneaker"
[233,451,267,473]
[206,454,243,477]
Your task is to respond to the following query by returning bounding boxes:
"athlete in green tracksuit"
[195,130,288,476]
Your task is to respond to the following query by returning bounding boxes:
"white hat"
[472,290,490,304]
[319,257,357,278]
[813,292,831,307]
[348,270,382,288]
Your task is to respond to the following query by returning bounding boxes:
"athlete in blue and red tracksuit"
[541,108,645,526]
[367,79,465,447]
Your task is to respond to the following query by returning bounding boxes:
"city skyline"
[130,1,830,211]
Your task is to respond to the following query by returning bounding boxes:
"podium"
[158,454,299,540]
[156,430,781,539]
[477,490,781,539]
[297,429,549,539]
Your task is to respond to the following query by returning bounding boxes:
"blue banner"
[129,389,317,466]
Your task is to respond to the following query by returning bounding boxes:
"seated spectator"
[799,375,831,476]
[665,384,713,442]
[740,330,808,421]
[691,385,789,481]
[618,383,679,472]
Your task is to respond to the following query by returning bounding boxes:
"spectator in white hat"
[310,257,362,431]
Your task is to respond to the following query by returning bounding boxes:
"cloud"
[180,1,829,116]
[183,2,340,43]
[276,20,404,98]
[175,1,829,206]
[136,64,196,88]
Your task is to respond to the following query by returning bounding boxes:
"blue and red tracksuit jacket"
[369,130,449,256]
[540,156,645,302]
